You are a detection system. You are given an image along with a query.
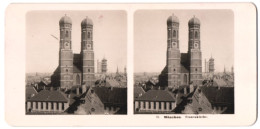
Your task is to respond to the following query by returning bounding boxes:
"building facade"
[51,15,95,89]
[159,14,203,88]
[134,90,176,113]
[26,90,69,114]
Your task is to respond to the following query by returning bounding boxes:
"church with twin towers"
[159,14,203,88]
[51,15,95,89]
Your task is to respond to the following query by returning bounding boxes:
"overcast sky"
[26,10,127,73]
[134,10,234,73]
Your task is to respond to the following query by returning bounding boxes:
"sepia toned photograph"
[25,10,127,115]
[5,3,256,126]
[134,10,234,114]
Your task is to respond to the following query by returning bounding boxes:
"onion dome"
[81,16,93,26]
[209,54,214,61]
[102,57,107,61]
[59,15,72,25]
[188,16,200,25]
[167,14,179,24]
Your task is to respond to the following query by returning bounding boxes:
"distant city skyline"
[26,11,127,73]
[134,10,234,73]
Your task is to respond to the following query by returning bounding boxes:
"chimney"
[184,87,187,94]
[189,82,194,93]
[76,87,80,95]
[82,85,87,93]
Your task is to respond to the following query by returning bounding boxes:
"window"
[154,102,156,109]
[148,102,151,109]
[62,103,64,110]
[88,69,90,72]
[173,30,176,37]
[198,107,202,111]
[88,32,91,38]
[66,31,69,37]
[143,102,146,109]
[195,31,198,38]
[36,102,38,109]
[159,102,161,109]
[66,69,68,72]
[41,102,43,109]
[195,68,197,72]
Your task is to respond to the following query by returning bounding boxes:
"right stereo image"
[134,10,234,114]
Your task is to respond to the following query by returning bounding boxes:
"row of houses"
[134,83,234,114]
[26,85,127,115]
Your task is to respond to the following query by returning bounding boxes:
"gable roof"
[73,53,83,73]
[27,90,68,102]
[73,54,81,66]
[106,79,120,87]
[26,86,38,100]
[73,65,82,73]
[135,90,176,102]
[92,87,127,106]
[134,87,145,98]
[200,86,234,106]
[180,65,189,73]
[213,78,227,87]
[180,53,189,73]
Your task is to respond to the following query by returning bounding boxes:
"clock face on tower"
[64,42,70,49]
[172,42,177,48]
[87,44,91,50]
[194,43,199,49]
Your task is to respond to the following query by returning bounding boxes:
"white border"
[3,2,258,127]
